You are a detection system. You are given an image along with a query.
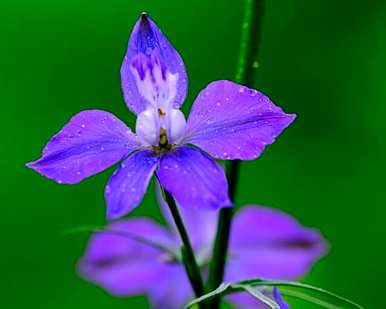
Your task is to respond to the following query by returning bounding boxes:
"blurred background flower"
[78,205,326,309]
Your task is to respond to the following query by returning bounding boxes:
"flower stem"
[206,0,266,307]
[161,188,206,305]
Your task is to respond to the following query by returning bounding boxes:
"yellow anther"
[159,127,168,146]
[158,108,166,116]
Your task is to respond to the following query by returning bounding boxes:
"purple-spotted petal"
[105,150,159,220]
[27,110,138,184]
[157,146,232,210]
[121,13,187,114]
[185,80,296,160]
[226,206,327,282]
[148,265,193,309]
[78,218,174,296]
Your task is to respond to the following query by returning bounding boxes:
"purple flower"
[78,204,327,309]
[27,13,295,219]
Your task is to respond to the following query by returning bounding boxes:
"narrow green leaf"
[280,288,342,309]
[61,225,179,258]
[184,283,231,309]
[235,284,280,308]
[184,278,363,309]
[238,279,364,309]
[61,225,105,236]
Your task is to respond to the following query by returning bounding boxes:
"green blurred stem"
[206,0,266,307]
[161,188,206,307]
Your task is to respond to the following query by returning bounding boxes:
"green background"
[1,0,385,308]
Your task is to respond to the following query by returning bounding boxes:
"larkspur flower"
[78,202,327,309]
[27,13,295,219]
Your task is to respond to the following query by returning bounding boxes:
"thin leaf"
[61,225,179,259]
[184,283,231,309]
[280,288,342,309]
[236,284,280,308]
[184,278,363,309]
[238,279,363,309]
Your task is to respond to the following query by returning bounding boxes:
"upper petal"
[105,150,159,220]
[226,205,327,282]
[78,218,174,297]
[185,80,296,160]
[27,110,138,184]
[156,146,232,211]
[121,13,188,115]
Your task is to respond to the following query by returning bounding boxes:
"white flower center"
[131,52,186,147]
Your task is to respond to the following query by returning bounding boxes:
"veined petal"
[156,146,231,211]
[27,110,138,184]
[226,206,327,282]
[105,150,159,220]
[121,13,187,114]
[78,218,175,296]
[185,80,296,160]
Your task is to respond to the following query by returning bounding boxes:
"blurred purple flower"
[27,13,295,219]
[78,204,327,309]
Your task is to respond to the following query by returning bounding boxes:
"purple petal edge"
[27,110,138,184]
[78,218,172,297]
[226,205,328,282]
[157,146,232,211]
[105,150,159,220]
[185,80,296,160]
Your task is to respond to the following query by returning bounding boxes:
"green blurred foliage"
[1,0,385,308]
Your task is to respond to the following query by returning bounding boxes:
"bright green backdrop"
[1,0,385,308]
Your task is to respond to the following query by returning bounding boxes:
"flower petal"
[226,206,327,282]
[156,182,218,253]
[105,150,159,220]
[148,265,193,309]
[27,110,138,184]
[157,146,232,210]
[185,80,296,160]
[78,218,174,296]
[121,13,187,115]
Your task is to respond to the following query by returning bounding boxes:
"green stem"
[206,0,266,307]
[161,187,206,306]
